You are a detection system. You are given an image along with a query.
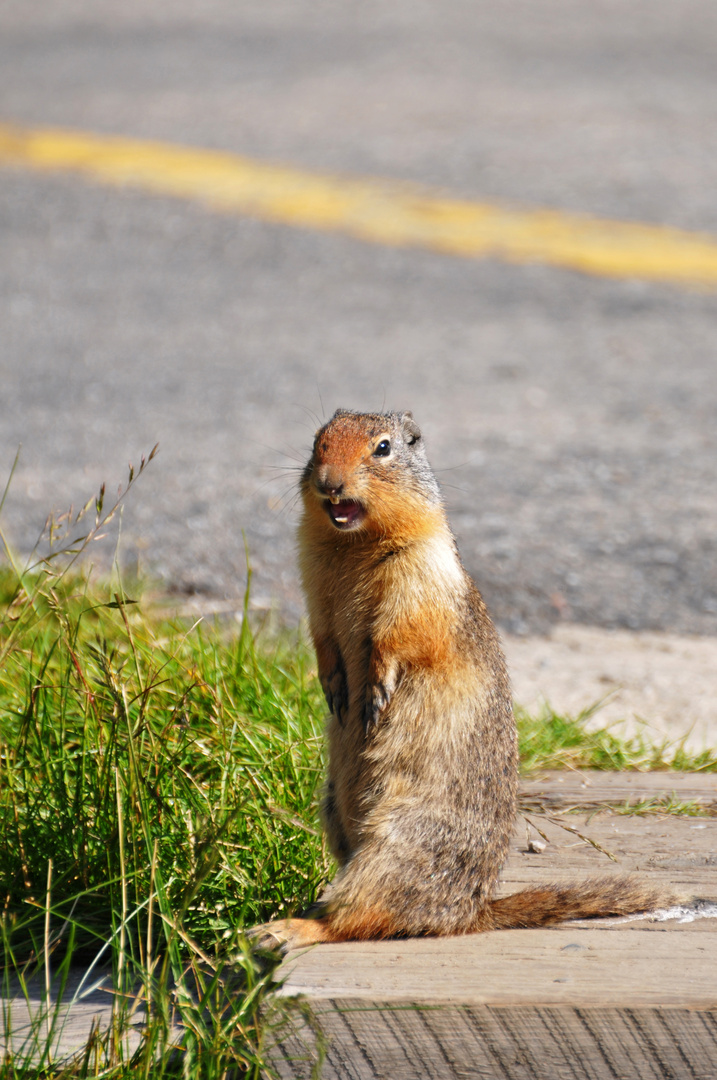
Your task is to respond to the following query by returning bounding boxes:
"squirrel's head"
[301,409,441,537]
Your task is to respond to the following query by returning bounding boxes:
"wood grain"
[272,1003,717,1080]
[278,924,717,1006]
[272,793,717,1078]
[519,770,717,812]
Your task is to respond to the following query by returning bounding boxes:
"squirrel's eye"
[373,439,391,457]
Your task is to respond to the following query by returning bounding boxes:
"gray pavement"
[1,0,716,633]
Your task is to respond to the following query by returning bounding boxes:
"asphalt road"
[1,0,716,634]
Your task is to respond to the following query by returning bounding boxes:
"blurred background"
[1,0,716,725]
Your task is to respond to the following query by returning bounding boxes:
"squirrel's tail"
[483,877,682,930]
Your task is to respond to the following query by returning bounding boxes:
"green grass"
[0,461,328,1076]
[0,569,330,1075]
[0,458,714,1076]
[609,797,713,816]
[516,701,717,773]
[1,586,329,935]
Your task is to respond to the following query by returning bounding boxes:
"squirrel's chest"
[315,549,385,638]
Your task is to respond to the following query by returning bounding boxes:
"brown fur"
[252,410,682,952]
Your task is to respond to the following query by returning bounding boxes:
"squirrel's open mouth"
[324,499,366,530]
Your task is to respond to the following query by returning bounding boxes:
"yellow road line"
[2,122,717,288]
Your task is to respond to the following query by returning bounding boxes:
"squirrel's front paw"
[363,680,393,730]
[324,667,348,723]
[363,647,403,731]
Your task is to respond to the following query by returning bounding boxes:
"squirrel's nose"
[314,466,344,499]
[316,480,344,499]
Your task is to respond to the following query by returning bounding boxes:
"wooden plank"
[500,807,717,897]
[278,925,717,1008]
[0,968,146,1060]
[272,807,717,1077]
[277,813,717,1008]
[272,1004,717,1080]
[519,770,717,812]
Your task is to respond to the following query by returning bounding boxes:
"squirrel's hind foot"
[247,917,332,954]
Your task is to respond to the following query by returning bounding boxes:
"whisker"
[315,385,326,423]
[253,471,301,498]
[269,486,303,517]
[251,440,308,466]
[297,402,324,430]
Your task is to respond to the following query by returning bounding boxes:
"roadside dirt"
[504,624,717,753]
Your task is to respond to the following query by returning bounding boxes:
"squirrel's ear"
[401,412,422,444]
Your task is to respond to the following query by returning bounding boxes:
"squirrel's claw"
[324,667,348,724]
[363,678,395,730]
[248,917,330,953]
[246,919,294,955]
[364,653,402,731]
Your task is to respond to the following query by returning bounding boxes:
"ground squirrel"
[254,409,680,950]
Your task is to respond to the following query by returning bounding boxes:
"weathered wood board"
[273,1002,717,1080]
[278,922,717,1006]
[0,968,148,1061]
[519,769,717,812]
[277,803,717,1007]
[272,774,717,1079]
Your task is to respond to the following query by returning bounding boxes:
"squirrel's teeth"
[329,496,340,505]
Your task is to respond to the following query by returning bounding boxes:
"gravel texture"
[1,169,715,639]
[0,0,715,742]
